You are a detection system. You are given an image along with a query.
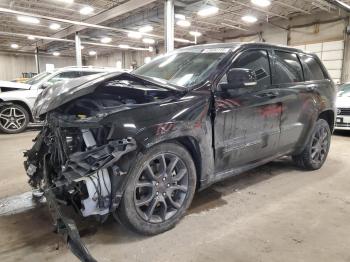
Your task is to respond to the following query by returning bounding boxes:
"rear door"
[214,49,282,174]
[272,50,320,152]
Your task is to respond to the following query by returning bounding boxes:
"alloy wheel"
[134,153,189,223]
[310,125,329,164]
[0,107,27,132]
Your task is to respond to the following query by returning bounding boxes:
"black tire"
[293,119,331,170]
[0,104,29,134]
[116,142,197,235]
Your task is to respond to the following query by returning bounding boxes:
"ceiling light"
[53,52,60,56]
[176,20,191,27]
[80,45,85,50]
[175,38,191,43]
[119,44,130,49]
[242,15,258,23]
[149,46,154,52]
[10,43,19,49]
[189,31,202,37]
[49,23,61,30]
[17,16,40,24]
[197,6,219,17]
[175,14,186,20]
[251,0,271,7]
[128,32,142,39]
[57,0,74,3]
[80,6,94,15]
[100,37,112,43]
[27,36,36,40]
[142,38,155,44]
[139,25,153,33]
[89,50,96,56]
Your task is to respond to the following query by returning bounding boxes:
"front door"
[214,49,282,174]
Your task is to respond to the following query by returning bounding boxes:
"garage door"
[293,40,344,84]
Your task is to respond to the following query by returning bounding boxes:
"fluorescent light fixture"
[138,25,153,33]
[89,50,96,56]
[251,0,271,7]
[80,6,94,15]
[142,38,155,44]
[175,38,191,43]
[53,52,60,56]
[176,20,191,27]
[127,32,142,39]
[175,14,186,20]
[27,35,36,40]
[49,23,61,30]
[10,43,19,49]
[189,31,202,37]
[57,0,74,3]
[197,6,219,17]
[242,15,258,23]
[118,44,130,49]
[17,15,40,24]
[100,37,112,43]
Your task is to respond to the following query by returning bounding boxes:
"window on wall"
[220,49,271,89]
[300,55,326,81]
[273,51,303,84]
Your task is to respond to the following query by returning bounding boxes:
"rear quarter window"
[300,55,327,81]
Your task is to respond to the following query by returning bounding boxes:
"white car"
[0,67,116,134]
[335,83,350,130]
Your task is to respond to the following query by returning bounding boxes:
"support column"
[164,0,174,53]
[35,47,40,73]
[75,32,82,67]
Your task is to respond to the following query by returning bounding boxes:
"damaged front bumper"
[24,120,137,261]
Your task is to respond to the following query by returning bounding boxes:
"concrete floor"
[0,129,350,262]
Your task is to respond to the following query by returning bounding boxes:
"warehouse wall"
[86,50,153,70]
[0,52,76,81]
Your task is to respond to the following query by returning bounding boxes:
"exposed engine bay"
[24,73,180,261]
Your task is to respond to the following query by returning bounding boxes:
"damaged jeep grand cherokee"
[24,43,336,261]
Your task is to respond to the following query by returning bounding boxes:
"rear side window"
[274,51,303,84]
[300,56,326,81]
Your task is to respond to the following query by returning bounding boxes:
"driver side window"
[219,50,271,89]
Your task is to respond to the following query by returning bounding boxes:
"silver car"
[335,83,350,130]
[0,67,115,134]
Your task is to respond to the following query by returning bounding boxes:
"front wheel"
[116,142,197,235]
[293,119,331,170]
[0,104,29,134]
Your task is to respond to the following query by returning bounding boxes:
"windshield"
[133,48,230,88]
[338,84,350,97]
[26,72,52,85]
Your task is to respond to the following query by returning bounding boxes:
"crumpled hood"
[32,71,182,118]
[0,80,31,91]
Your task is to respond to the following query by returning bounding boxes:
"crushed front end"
[24,112,136,261]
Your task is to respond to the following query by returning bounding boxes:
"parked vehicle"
[335,83,350,130]
[25,43,336,261]
[0,67,115,134]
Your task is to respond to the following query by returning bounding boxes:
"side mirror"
[224,68,257,90]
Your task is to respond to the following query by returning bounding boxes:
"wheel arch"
[318,109,335,132]
[0,100,33,122]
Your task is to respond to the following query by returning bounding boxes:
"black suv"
[25,43,336,261]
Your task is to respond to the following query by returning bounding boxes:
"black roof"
[179,42,308,55]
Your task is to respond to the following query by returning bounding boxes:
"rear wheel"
[293,119,331,170]
[0,104,29,134]
[116,142,196,235]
